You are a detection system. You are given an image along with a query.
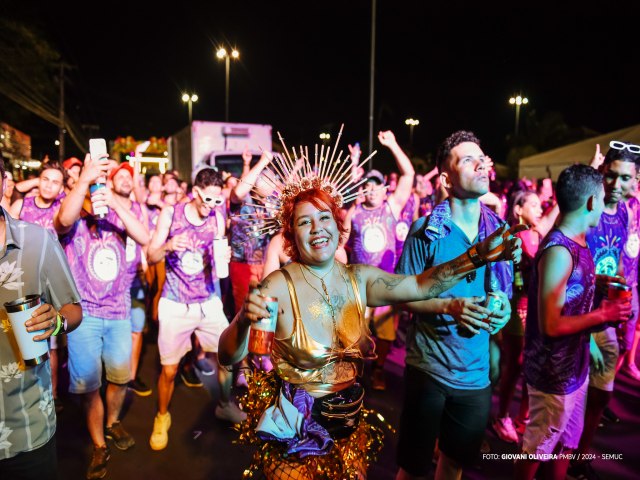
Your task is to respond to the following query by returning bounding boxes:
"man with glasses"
[147,167,245,452]
[568,141,640,480]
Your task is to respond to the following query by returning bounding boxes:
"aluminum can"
[484,292,502,314]
[248,295,278,355]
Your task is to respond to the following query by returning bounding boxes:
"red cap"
[62,157,83,170]
[108,162,134,181]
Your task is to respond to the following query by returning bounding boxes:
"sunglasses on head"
[610,141,640,154]
[195,187,224,207]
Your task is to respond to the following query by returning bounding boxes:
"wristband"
[52,312,68,336]
[467,245,487,268]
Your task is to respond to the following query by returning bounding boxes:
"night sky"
[5,1,640,171]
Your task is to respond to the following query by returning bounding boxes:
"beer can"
[248,295,278,355]
[484,292,502,314]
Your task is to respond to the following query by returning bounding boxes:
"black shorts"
[396,366,491,475]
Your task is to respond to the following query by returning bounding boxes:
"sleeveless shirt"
[272,265,369,397]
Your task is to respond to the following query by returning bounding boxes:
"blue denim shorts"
[67,315,132,394]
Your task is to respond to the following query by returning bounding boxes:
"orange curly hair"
[280,187,347,263]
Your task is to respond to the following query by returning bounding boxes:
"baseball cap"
[364,169,385,185]
[108,162,134,181]
[62,157,83,170]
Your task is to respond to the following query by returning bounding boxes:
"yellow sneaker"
[149,412,171,451]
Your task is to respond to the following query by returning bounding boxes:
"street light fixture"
[319,132,331,145]
[405,118,420,146]
[181,93,198,124]
[508,94,528,136]
[216,47,240,122]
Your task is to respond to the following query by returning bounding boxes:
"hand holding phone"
[89,138,109,218]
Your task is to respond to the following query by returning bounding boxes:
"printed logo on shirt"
[363,225,386,253]
[395,222,409,242]
[91,247,119,282]
[180,250,205,275]
[625,233,639,259]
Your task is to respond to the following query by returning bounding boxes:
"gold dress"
[237,265,386,480]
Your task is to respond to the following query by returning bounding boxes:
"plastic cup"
[4,295,49,366]
[248,296,278,355]
[213,237,229,279]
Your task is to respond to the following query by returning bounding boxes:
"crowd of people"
[0,127,638,480]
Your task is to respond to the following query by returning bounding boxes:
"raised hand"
[590,144,605,169]
[478,223,528,264]
[377,130,398,148]
[80,153,110,185]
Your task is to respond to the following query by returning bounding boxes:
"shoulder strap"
[280,269,302,327]
[346,265,365,323]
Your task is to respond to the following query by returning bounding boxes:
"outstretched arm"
[362,223,525,306]
[378,130,415,217]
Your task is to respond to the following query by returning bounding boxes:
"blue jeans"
[67,315,132,393]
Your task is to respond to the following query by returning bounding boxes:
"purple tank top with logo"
[60,208,138,320]
[524,229,595,394]
[19,195,64,235]
[622,197,640,287]
[124,202,144,281]
[162,203,218,303]
[587,206,628,305]
[395,193,416,261]
[349,201,397,272]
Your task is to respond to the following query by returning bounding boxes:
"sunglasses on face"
[610,141,640,154]
[195,187,225,206]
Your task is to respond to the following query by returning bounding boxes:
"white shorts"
[157,296,229,365]
[589,327,619,392]
[523,378,588,455]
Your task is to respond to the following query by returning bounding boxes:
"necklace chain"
[299,262,339,350]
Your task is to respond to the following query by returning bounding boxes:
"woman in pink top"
[492,188,559,444]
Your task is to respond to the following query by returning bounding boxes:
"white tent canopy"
[518,124,640,181]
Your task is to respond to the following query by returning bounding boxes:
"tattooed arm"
[361,223,525,307]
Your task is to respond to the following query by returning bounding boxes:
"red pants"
[229,261,264,314]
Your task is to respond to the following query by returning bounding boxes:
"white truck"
[168,121,273,182]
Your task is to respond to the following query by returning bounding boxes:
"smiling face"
[602,159,636,206]
[363,180,386,208]
[111,169,133,198]
[39,168,64,201]
[441,141,490,199]
[292,201,339,266]
[193,185,223,219]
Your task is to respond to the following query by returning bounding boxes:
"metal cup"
[4,295,49,366]
[212,237,229,279]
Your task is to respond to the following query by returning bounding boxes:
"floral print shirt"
[0,208,81,459]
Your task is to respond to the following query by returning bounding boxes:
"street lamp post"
[509,95,528,136]
[181,93,198,125]
[216,47,240,122]
[404,118,419,146]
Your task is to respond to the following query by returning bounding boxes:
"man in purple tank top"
[147,167,245,452]
[569,142,640,479]
[11,162,66,234]
[344,130,414,390]
[55,154,150,480]
[515,164,631,480]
